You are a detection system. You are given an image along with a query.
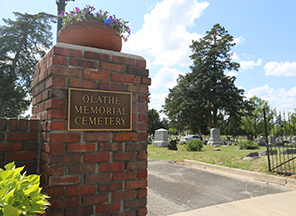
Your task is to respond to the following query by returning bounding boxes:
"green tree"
[162,74,208,135]
[241,96,272,137]
[0,12,56,117]
[163,24,246,133]
[219,114,246,137]
[160,118,169,130]
[148,109,162,136]
[56,0,75,34]
[189,23,245,128]
[275,111,284,137]
[168,127,178,135]
[290,111,296,136]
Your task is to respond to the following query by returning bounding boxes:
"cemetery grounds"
[148,135,296,177]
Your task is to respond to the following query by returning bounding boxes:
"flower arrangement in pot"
[57,5,131,52]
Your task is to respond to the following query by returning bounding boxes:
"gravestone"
[247,135,253,141]
[208,128,222,146]
[280,149,296,154]
[260,150,278,156]
[246,152,259,157]
[152,128,169,147]
[291,136,296,145]
[269,135,275,145]
[258,136,266,146]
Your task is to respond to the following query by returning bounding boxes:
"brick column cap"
[55,43,146,61]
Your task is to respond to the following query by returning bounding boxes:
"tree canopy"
[0,12,56,117]
[148,109,168,136]
[163,24,248,133]
[241,96,272,137]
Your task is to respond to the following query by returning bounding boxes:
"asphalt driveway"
[147,159,291,216]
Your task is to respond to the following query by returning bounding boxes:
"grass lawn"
[148,144,270,173]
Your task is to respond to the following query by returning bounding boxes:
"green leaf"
[23,184,39,196]
[0,171,13,181]
[30,200,44,213]
[0,187,9,198]
[25,175,39,184]
[3,189,15,205]
[4,162,15,171]
[0,162,50,215]
[11,167,25,178]
[3,205,22,216]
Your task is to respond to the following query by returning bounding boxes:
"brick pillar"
[31,43,151,216]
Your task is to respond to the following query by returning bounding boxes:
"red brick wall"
[31,43,151,216]
[0,117,40,174]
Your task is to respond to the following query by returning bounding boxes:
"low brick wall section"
[0,117,40,174]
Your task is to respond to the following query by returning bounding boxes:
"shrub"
[184,140,204,151]
[0,162,50,216]
[239,140,259,149]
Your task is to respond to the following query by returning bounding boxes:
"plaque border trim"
[67,88,133,131]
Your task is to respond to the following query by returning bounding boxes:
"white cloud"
[149,103,163,112]
[122,0,209,67]
[237,85,245,90]
[245,84,274,99]
[225,71,238,77]
[240,59,263,70]
[149,94,169,118]
[245,84,296,112]
[233,36,245,44]
[231,52,262,71]
[150,67,185,89]
[150,93,168,104]
[149,103,167,119]
[264,61,296,76]
[231,52,240,61]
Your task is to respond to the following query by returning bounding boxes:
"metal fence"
[263,108,296,175]
[266,144,296,175]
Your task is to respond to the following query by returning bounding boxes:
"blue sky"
[1,0,296,118]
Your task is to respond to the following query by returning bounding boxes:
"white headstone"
[208,128,222,146]
[269,135,275,145]
[259,136,266,146]
[292,136,296,145]
[152,128,169,147]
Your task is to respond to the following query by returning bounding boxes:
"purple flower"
[104,17,113,26]
[60,5,130,42]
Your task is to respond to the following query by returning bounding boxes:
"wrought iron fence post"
[263,108,271,172]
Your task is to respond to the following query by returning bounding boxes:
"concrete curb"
[182,159,296,189]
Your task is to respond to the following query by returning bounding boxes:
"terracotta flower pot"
[57,20,122,52]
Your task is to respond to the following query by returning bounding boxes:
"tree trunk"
[208,110,213,128]
[0,104,6,117]
[213,108,218,128]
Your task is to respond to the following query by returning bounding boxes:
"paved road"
[147,160,291,216]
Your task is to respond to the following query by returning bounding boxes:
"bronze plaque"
[68,88,132,131]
